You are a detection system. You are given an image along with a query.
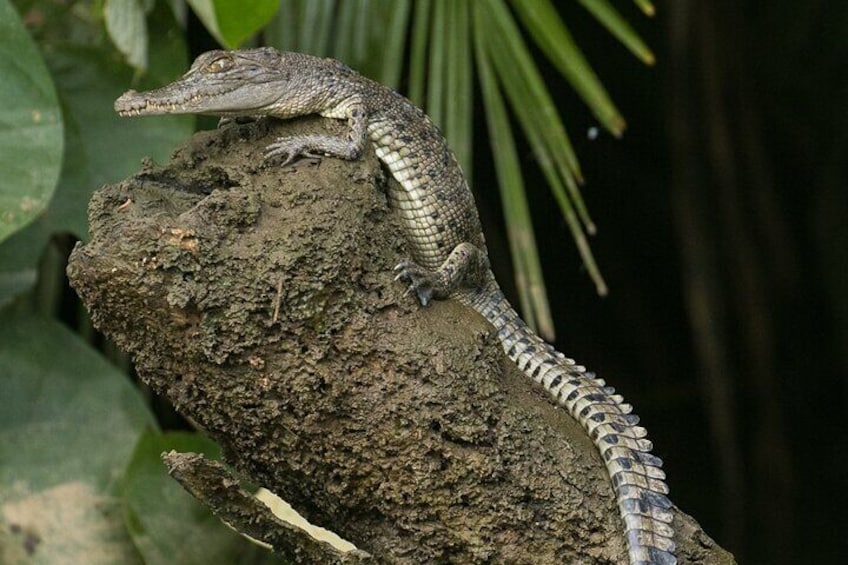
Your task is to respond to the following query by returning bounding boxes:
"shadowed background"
[471,2,845,563]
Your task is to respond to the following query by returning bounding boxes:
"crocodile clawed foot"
[264,146,301,167]
[393,260,437,306]
[264,140,322,167]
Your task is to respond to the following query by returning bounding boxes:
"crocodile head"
[115,47,303,118]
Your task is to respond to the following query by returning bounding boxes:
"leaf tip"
[595,279,609,296]
[642,51,657,66]
[575,171,586,186]
[610,117,627,138]
[641,2,656,17]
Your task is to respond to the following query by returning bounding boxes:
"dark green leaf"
[0,0,63,245]
[407,0,431,105]
[0,6,192,306]
[509,0,625,136]
[104,0,149,70]
[187,0,280,48]
[480,1,608,294]
[473,17,554,337]
[0,310,153,564]
[121,430,254,564]
[578,0,655,64]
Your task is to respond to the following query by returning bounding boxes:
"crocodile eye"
[206,56,233,73]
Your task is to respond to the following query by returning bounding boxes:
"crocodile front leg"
[265,97,367,166]
[394,242,489,305]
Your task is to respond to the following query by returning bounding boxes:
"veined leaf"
[187,0,280,48]
[0,0,63,245]
[104,0,149,70]
[0,4,191,306]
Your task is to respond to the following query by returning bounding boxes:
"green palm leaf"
[578,0,656,64]
[474,15,552,336]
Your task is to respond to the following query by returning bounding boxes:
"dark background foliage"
[506,2,846,563]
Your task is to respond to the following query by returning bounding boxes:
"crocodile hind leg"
[394,242,489,305]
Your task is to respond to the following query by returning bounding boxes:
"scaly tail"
[456,278,677,565]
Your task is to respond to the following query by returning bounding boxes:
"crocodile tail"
[456,279,677,565]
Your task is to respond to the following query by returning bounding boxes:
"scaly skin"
[115,48,677,565]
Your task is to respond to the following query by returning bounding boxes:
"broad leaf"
[0,310,153,564]
[104,0,149,70]
[0,5,192,307]
[187,0,280,48]
[0,0,63,245]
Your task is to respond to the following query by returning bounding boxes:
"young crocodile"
[115,47,676,565]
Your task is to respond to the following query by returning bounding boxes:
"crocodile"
[115,47,676,565]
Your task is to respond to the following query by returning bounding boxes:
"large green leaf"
[187,0,280,48]
[104,0,149,70]
[48,46,191,198]
[121,431,255,564]
[0,310,154,564]
[0,0,63,245]
[0,5,192,308]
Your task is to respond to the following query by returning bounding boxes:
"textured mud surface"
[67,118,734,564]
